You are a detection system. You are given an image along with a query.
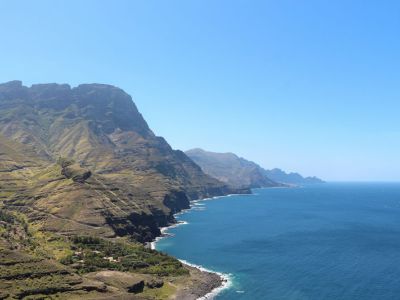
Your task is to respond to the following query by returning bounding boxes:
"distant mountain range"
[185,148,324,189]
[185,148,280,188]
[263,168,324,185]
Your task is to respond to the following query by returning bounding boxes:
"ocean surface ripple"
[156,183,400,300]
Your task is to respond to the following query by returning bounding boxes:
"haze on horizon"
[0,0,399,182]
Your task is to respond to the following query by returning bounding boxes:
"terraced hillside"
[0,209,217,299]
[0,81,239,299]
[0,81,245,241]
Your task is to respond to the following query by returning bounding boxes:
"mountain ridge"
[185,148,324,187]
[0,80,245,299]
[185,148,281,189]
[0,80,248,242]
[263,168,325,185]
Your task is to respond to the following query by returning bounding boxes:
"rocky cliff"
[0,80,247,299]
[0,81,244,243]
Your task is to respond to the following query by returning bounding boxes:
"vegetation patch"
[59,236,189,277]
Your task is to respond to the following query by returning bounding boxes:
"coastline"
[150,193,253,250]
[151,194,249,299]
[175,260,231,300]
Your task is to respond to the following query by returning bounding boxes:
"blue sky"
[1,0,399,181]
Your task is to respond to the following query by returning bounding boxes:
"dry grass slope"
[0,81,238,299]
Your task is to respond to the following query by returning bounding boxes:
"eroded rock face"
[163,190,190,214]
[0,80,239,300]
[0,81,244,242]
[61,163,92,183]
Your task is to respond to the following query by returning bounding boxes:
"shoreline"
[150,193,254,250]
[178,259,231,300]
[151,193,250,299]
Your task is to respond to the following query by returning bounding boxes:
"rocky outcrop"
[146,278,164,288]
[61,163,92,183]
[163,190,190,214]
[174,265,225,300]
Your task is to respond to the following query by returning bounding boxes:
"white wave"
[150,221,189,250]
[192,207,206,211]
[151,192,251,294]
[179,259,232,300]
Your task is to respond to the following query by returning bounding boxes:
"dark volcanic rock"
[127,280,145,293]
[61,163,92,183]
[146,279,164,289]
[163,190,190,213]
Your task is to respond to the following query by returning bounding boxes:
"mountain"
[185,148,324,188]
[0,81,243,299]
[0,80,246,241]
[262,168,325,185]
[185,148,280,189]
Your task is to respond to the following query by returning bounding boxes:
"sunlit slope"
[0,81,243,242]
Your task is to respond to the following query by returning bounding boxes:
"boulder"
[146,278,164,289]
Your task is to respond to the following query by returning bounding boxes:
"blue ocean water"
[155,183,400,300]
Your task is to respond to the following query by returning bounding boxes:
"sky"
[0,0,399,181]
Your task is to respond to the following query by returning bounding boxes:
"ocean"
[155,183,400,300]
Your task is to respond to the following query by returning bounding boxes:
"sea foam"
[179,259,232,300]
